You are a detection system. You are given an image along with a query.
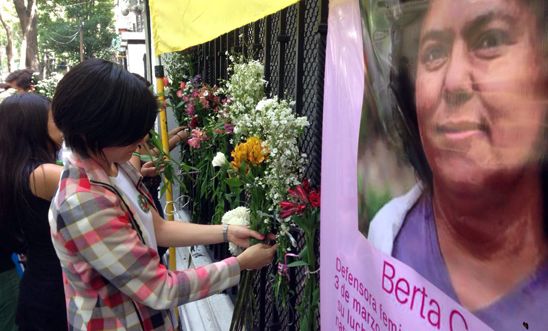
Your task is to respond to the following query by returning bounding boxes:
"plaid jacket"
[49,152,240,331]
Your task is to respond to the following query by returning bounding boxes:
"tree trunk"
[26,11,38,69]
[13,0,37,69]
[0,11,14,72]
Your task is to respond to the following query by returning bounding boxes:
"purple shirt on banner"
[393,195,548,331]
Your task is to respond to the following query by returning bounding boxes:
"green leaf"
[138,154,154,162]
[286,260,309,268]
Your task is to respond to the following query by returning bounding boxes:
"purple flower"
[224,123,234,134]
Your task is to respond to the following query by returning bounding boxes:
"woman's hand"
[236,243,278,270]
[168,125,188,137]
[227,225,267,248]
[140,161,162,177]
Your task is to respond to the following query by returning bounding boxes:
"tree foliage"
[38,0,116,66]
[0,2,21,73]
[13,0,38,69]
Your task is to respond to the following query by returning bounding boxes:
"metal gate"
[177,1,327,328]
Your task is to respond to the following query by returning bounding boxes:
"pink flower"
[200,97,209,108]
[176,90,183,98]
[179,81,186,90]
[187,129,207,149]
[185,103,195,116]
[187,137,201,149]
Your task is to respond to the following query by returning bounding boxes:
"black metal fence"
[181,1,327,329]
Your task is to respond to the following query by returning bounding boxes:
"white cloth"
[367,183,424,255]
[110,168,157,251]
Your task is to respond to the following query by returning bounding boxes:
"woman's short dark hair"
[52,59,158,158]
[0,93,57,251]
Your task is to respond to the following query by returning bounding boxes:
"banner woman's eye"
[420,43,448,71]
[472,29,510,59]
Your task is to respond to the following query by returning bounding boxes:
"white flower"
[211,152,227,167]
[221,207,250,256]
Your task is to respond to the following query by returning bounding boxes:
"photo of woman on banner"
[359,0,547,329]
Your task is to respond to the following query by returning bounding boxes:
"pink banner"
[316,0,543,330]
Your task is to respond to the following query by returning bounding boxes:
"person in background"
[5,69,34,93]
[50,59,277,330]
[0,82,17,102]
[0,93,67,330]
[0,246,19,331]
[128,73,190,259]
[0,82,10,91]
[129,72,189,218]
[129,127,189,260]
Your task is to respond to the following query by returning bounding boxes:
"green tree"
[38,0,116,68]
[0,1,22,73]
[13,0,38,70]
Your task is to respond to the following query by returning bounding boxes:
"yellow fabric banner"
[149,0,300,55]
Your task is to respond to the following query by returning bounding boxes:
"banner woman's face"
[414,0,546,190]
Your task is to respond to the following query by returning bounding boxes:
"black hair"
[387,0,547,232]
[0,93,58,252]
[5,68,34,91]
[52,59,158,159]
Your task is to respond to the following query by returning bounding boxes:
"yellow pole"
[154,65,176,271]
[155,65,180,326]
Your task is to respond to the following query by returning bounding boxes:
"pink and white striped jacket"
[49,152,240,331]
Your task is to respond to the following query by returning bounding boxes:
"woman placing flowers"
[49,59,277,331]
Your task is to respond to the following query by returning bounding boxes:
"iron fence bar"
[214,39,218,80]
[295,0,306,115]
[243,25,249,57]
[263,16,272,95]
[277,9,289,99]
[259,268,266,330]
[253,21,261,59]
[174,2,327,327]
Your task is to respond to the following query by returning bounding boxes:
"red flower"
[179,81,186,90]
[302,179,311,194]
[308,190,320,208]
[163,77,169,86]
[189,116,199,129]
[288,185,308,203]
[279,201,306,219]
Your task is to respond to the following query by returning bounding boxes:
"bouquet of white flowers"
[221,207,250,256]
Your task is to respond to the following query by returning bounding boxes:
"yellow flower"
[230,136,268,170]
[246,136,267,165]
[230,143,246,169]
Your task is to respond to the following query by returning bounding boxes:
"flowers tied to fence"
[164,54,318,329]
[277,179,320,331]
